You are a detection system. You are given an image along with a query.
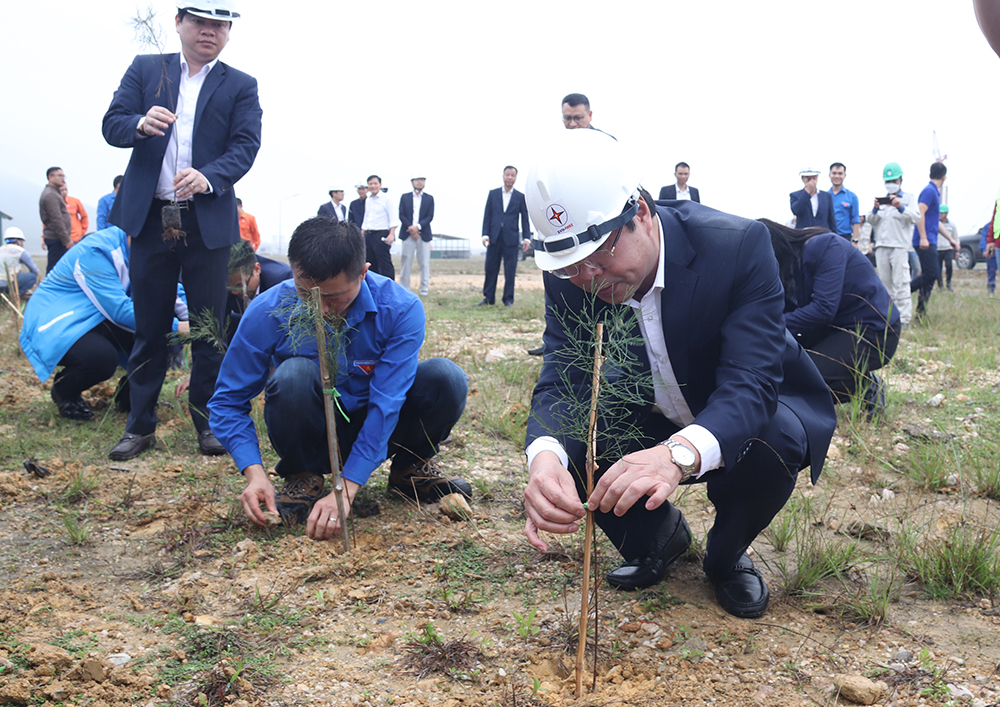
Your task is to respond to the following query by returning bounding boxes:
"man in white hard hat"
[790,168,837,231]
[101,0,262,461]
[522,130,836,619]
[398,175,435,296]
[318,187,347,222]
[0,227,39,296]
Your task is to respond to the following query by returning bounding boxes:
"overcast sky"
[3,0,999,253]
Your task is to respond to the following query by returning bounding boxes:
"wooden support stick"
[576,322,604,698]
[1,293,23,320]
[311,287,351,553]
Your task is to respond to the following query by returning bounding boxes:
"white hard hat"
[411,174,426,181]
[526,129,641,273]
[354,182,367,189]
[328,186,344,193]
[798,167,820,177]
[4,227,25,243]
[177,0,240,21]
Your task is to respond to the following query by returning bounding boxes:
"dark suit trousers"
[482,238,519,305]
[127,200,229,435]
[797,323,901,403]
[365,230,394,280]
[54,321,134,399]
[566,404,808,578]
[44,239,69,274]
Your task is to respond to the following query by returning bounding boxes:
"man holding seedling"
[102,0,262,461]
[209,218,471,541]
[522,130,836,619]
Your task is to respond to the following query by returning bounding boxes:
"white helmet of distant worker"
[526,129,641,275]
[4,227,25,244]
[177,0,241,21]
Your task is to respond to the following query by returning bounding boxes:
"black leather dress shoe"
[606,512,691,591]
[108,433,157,461]
[527,344,544,356]
[707,554,769,618]
[474,298,493,306]
[198,430,227,456]
[51,389,94,421]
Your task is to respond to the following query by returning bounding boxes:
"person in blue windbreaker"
[759,219,901,420]
[20,226,188,421]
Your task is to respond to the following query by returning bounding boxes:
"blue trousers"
[263,357,468,480]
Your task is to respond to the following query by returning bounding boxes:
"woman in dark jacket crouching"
[759,219,901,419]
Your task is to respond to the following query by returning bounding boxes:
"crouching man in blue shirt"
[209,217,470,540]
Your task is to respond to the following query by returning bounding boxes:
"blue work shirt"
[913,181,941,248]
[208,272,425,485]
[96,192,116,231]
[828,186,860,236]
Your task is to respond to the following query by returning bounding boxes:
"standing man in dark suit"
[477,166,531,307]
[522,130,835,619]
[348,183,367,228]
[102,0,262,461]
[317,187,347,222]
[658,162,701,203]
[398,175,434,296]
[790,168,837,231]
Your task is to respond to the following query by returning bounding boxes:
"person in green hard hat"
[869,162,920,328]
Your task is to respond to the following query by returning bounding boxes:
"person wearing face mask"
[869,163,920,328]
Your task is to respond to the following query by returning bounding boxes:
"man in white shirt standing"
[361,174,398,279]
[658,162,701,203]
[398,175,435,296]
[101,0,262,461]
[317,187,347,221]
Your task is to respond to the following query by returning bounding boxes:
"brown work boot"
[274,473,327,524]
[388,459,472,503]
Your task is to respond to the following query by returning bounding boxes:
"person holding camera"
[869,163,920,328]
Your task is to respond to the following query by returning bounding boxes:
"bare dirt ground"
[2,263,1000,707]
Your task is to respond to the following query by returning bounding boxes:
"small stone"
[833,674,882,704]
[41,680,72,701]
[80,657,109,683]
[26,644,74,669]
[439,493,473,521]
[881,488,895,501]
[107,652,131,667]
[263,511,282,526]
[620,622,641,633]
[927,393,945,407]
[945,474,960,487]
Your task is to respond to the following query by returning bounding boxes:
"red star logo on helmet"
[547,205,566,225]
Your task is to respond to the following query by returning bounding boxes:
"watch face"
[671,444,696,468]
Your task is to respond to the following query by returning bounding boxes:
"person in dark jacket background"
[760,219,900,418]
[789,168,837,231]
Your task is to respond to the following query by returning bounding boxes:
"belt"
[153,198,191,210]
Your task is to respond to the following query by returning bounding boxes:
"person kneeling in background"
[760,219,901,419]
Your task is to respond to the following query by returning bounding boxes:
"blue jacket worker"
[20,227,188,421]
[209,217,471,541]
[760,219,900,419]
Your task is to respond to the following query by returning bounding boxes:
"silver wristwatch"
[658,439,698,482]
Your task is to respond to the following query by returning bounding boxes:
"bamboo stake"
[311,287,351,553]
[1,294,23,320]
[5,263,20,312]
[576,322,604,698]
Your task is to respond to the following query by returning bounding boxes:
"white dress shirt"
[155,54,219,200]
[362,190,399,231]
[809,192,819,217]
[329,199,346,221]
[502,186,513,213]
[525,214,722,478]
[411,191,423,231]
[674,184,692,201]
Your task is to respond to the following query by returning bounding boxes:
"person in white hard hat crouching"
[0,228,39,297]
[522,130,836,619]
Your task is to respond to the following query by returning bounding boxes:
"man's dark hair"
[930,162,947,180]
[675,162,690,171]
[287,217,366,281]
[113,175,123,188]
[236,197,243,207]
[562,93,590,110]
[503,165,517,174]
[46,166,62,179]
[229,240,257,277]
[622,187,657,233]
[367,174,381,184]
[829,162,846,171]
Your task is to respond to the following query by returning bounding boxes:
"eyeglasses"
[551,227,623,279]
